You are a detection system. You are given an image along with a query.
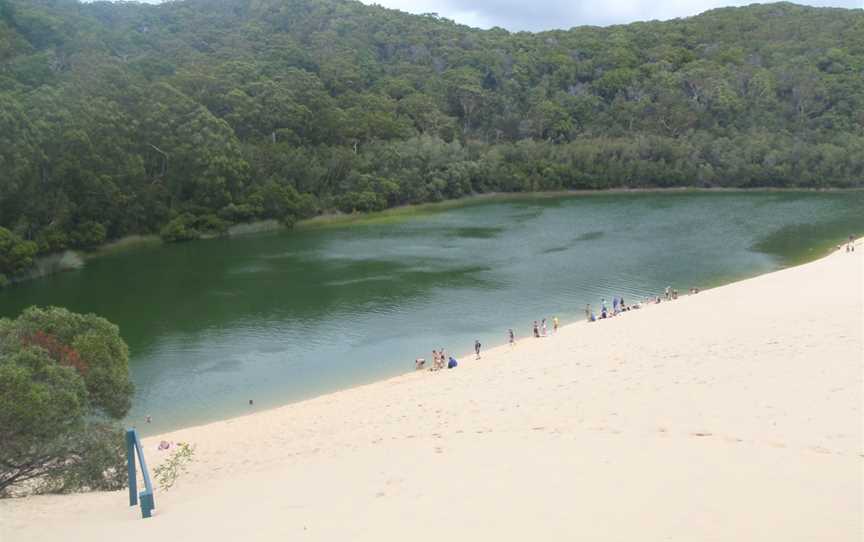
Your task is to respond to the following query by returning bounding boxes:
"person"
[145,415,152,424]
[601,306,608,319]
[533,321,540,338]
[158,440,172,451]
[474,339,482,359]
[601,298,607,312]
[585,304,591,320]
[508,328,515,345]
[415,358,426,370]
[249,399,254,405]
[612,296,619,315]
[553,316,559,333]
[589,311,596,322]
[431,350,439,370]
[541,318,547,336]
[447,356,458,369]
[440,349,447,370]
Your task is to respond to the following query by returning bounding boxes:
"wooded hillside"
[0,0,862,272]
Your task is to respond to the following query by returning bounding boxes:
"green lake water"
[1,191,862,435]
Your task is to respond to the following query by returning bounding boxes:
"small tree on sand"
[0,306,134,495]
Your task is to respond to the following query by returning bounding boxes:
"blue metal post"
[139,491,154,518]
[126,429,137,507]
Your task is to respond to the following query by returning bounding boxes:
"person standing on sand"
[475,340,482,359]
[585,304,591,321]
[541,318,548,336]
[508,328,515,345]
[553,316,559,333]
[533,321,540,338]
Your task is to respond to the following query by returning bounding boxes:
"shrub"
[0,227,38,280]
[0,307,134,495]
[153,442,196,490]
[160,214,200,242]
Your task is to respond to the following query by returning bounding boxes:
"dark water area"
[1,191,862,435]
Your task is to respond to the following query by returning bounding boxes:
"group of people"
[416,348,460,371]
[530,317,560,338]
[417,285,706,370]
[584,295,639,321]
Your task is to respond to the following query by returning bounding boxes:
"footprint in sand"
[690,432,713,437]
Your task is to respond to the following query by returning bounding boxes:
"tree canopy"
[0,306,133,495]
[0,0,862,277]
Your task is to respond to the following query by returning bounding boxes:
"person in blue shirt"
[448,356,458,369]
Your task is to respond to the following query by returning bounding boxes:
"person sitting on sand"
[601,307,608,319]
[415,358,426,370]
[448,356,458,369]
[589,311,596,322]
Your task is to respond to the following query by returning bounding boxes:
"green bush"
[0,307,134,495]
[160,214,200,242]
[70,222,107,249]
[0,227,38,281]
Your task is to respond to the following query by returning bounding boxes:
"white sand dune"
[2,241,862,541]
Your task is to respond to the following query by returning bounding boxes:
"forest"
[0,0,863,281]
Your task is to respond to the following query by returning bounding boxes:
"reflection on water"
[1,191,862,435]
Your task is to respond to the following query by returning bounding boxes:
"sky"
[358,0,863,31]
[113,1,864,31]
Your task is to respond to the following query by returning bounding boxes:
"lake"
[1,191,862,435]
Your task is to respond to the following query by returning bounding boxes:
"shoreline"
[2,236,861,541]
[133,235,861,441]
[123,233,858,438]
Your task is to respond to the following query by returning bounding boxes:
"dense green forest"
[0,0,863,281]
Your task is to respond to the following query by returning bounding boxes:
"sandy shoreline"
[1,239,862,541]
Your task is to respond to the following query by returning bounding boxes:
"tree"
[0,306,134,494]
[0,227,38,285]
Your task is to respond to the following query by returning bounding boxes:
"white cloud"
[87,0,864,30]
[360,0,863,30]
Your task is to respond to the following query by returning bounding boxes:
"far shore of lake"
[6,186,863,288]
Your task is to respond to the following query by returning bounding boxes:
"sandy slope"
[2,242,862,541]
